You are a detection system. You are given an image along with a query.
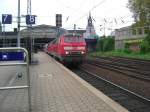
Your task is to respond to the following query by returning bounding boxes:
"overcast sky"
[0,0,134,35]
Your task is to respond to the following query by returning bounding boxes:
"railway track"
[86,57,150,81]
[72,67,150,112]
[93,56,150,71]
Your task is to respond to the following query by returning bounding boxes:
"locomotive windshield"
[64,34,85,42]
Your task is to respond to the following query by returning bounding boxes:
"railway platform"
[0,52,129,112]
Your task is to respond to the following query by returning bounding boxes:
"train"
[45,33,87,65]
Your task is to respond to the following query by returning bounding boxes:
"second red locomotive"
[46,33,86,65]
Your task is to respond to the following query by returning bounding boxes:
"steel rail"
[80,67,150,103]
[86,61,150,81]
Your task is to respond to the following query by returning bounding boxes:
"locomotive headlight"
[81,51,85,54]
[65,51,69,55]
[64,46,73,50]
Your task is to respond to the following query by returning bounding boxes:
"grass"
[89,50,150,60]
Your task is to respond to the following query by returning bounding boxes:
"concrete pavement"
[0,52,129,112]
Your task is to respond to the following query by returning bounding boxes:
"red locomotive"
[46,33,86,65]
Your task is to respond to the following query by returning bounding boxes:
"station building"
[20,25,67,49]
[0,14,99,51]
[115,26,149,51]
[0,24,67,49]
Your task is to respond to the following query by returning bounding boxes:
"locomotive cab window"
[64,34,85,43]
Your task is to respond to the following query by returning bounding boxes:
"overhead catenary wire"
[90,0,108,12]
[71,0,108,24]
[1,0,136,35]
[55,0,76,11]
[65,0,135,31]
[65,0,87,22]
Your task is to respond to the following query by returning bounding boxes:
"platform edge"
[52,58,129,112]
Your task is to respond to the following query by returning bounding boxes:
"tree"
[97,37,114,52]
[128,0,150,26]
[97,37,104,51]
[140,31,150,53]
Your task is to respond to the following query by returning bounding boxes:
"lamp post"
[17,0,21,47]
[74,24,76,34]
[100,24,105,37]
[2,24,5,47]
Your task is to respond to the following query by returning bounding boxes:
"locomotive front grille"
[68,51,82,56]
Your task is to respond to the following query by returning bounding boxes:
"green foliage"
[145,31,150,44]
[124,39,143,53]
[89,50,150,60]
[128,0,150,26]
[90,32,150,60]
[124,42,131,53]
[97,37,104,51]
[140,40,150,53]
[140,31,150,53]
[125,42,130,49]
[103,37,115,51]
[97,37,114,52]
[123,48,132,54]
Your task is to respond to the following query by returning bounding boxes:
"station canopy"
[20,24,67,39]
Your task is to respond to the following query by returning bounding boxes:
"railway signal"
[56,14,62,27]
